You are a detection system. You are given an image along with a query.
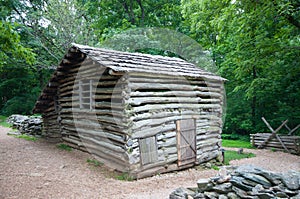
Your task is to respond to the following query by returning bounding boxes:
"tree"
[181,0,300,134]
[0,1,37,115]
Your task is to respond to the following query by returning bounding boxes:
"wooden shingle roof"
[33,44,225,113]
[74,43,225,81]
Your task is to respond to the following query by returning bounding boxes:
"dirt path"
[0,126,299,199]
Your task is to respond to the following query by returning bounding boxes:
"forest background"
[0,0,299,136]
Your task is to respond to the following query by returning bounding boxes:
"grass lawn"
[224,150,256,165]
[222,139,254,149]
[0,115,11,128]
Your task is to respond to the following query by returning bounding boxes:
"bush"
[221,133,249,141]
[1,95,37,116]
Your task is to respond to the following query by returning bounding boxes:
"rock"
[6,114,42,136]
[227,192,239,199]
[197,178,211,191]
[243,178,260,187]
[169,187,195,199]
[230,176,253,191]
[282,188,298,197]
[212,183,232,194]
[275,192,289,198]
[219,194,228,199]
[170,165,300,199]
[234,165,263,175]
[259,171,282,185]
[193,192,205,199]
[205,162,212,169]
[291,193,300,199]
[281,171,300,190]
[241,173,272,188]
[251,184,264,195]
[204,191,218,199]
[255,192,274,199]
[232,186,254,199]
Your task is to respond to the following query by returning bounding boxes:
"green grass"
[87,159,103,167]
[14,134,37,141]
[224,150,256,165]
[57,143,72,151]
[222,139,254,149]
[211,165,220,170]
[0,115,11,127]
[115,172,134,181]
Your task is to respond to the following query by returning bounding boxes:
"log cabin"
[33,43,226,179]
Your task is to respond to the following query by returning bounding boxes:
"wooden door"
[176,119,197,167]
[139,136,158,165]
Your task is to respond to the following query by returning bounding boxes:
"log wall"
[125,73,223,177]
[39,48,224,178]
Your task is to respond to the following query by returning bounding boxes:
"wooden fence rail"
[250,133,300,155]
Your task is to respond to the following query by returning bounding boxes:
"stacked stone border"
[170,165,300,199]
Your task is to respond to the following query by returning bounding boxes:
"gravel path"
[0,126,299,199]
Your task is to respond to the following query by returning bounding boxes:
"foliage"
[57,143,72,151]
[224,150,256,165]
[0,115,11,127]
[13,134,37,141]
[182,0,300,134]
[0,0,299,138]
[222,139,253,149]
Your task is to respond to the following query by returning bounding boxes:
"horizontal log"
[62,136,84,147]
[197,132,221,141]
[129,82,208,91]
[75,127,126,144]
[250,133,300,140]
[251,138,298,145]
[133,161,195,179]
[80,135,126,154]
[128,103,221,114]
[131,110,198,122]
[132,123,175,139]
[128,96,221,106]
[130,90,222,98]
[157,131,176,140]
[157,137,177,147]
[88,148,131,172]
[197,150,219,164]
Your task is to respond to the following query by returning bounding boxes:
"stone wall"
[7,114,42,136]
[170,165,300,199]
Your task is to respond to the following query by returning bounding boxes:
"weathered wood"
[275,134,290,153]
[251,133,300,154]
[258,118,288,149]
[131,110,198,122]
[132,123,175,139]
[139,137,158,165]
[35,44,225,178]
[130,90,222,98]
[176,119,197,167]
[128,97,221,106]
[129,103,221,114]
[197,150,219,164]
[129,82,212,92]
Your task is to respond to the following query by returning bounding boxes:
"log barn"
[33,44,226,178]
